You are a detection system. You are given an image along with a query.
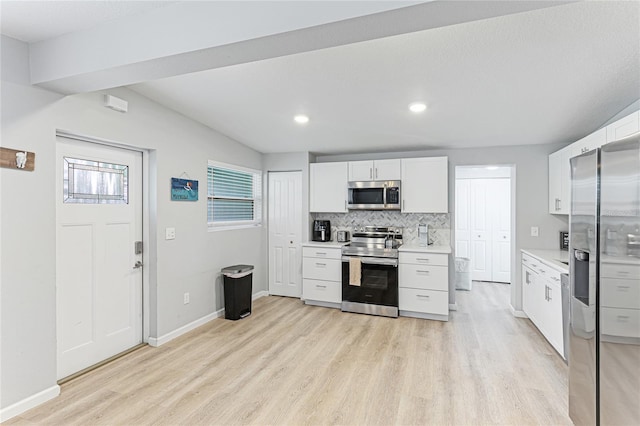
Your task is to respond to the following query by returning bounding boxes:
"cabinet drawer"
[399,288,448,315]
[601,278,640,309]
[302,247,341,260]
[303,257,341,281]
[399,252,448,266]
[522,253,537,269]
[601,262,640,280]
[303,279,341,303]
[601,307,640,338]
[399,264,448,291]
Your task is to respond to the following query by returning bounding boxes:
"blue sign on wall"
[171,177,198,201]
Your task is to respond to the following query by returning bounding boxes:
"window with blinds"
[207,161,262,229]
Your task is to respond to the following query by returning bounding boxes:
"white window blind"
[208,161,262,229]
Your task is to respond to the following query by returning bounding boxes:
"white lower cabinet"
[302,245,342,308]
[521,252,565,359]
[399,251,449,321]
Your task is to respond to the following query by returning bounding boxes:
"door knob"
[133,260,143,269]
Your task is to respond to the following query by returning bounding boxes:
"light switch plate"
[531,226,539,237]
[166,227,176,240]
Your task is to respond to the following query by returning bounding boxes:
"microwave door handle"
[383,183,387,207]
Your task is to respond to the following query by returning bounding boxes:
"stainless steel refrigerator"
[569,134,640,425]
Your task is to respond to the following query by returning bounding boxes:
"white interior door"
[455,179,471,258]
[491,178,511,283]
[470,179,492,281]
[56,137,143,380]
[268,171,302,297]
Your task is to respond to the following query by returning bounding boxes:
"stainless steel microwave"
[347,181,401,210]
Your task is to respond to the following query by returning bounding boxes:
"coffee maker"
[312,220,331,242]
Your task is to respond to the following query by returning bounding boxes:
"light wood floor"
[7,282,571,425]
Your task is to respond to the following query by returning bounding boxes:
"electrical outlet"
[183,292,190,304]
[531,226,539,237]
[165,227,176,240]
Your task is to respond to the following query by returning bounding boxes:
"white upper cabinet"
[348,159,401,181]
[548,150,562,214]
[549,145,571,215]
[572,128,607,156]
[401,157,448,213]
[606,110,640,143]
[548,109,638,216]
[310,162,348,213]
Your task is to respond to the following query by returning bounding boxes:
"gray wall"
[317,143,569,311]
[1,35,265,410]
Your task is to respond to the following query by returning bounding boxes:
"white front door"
[56,137,143,380]
[268,171,302,297]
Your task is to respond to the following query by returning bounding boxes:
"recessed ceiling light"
[408,102,427,113]
[294,114,309,124]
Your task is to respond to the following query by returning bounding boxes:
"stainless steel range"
[341,226,402,318]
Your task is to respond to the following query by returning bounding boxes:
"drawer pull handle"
[316,252,327,256]
[417,294,430,298]
[316,285,327,288]
[617,316,630,321]
[617,271,630,275]
[315,263,326,267]
[416,258,430,262]
[416,270,430,274]
[617,285,630,290]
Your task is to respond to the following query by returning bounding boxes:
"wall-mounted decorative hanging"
[0,147,35,171]
[171,177,198,201]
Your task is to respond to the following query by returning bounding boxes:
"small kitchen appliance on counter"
[312,220,331,242]
[559,231,569,250]
[337,230,350,242]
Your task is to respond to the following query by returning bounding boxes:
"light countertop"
[521,249,569,273]
[302,241,347,249]
[399,244,452,254]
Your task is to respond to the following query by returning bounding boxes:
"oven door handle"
[341,256,398,267]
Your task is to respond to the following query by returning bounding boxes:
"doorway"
[455,166,512,284]
[56,136,144,380]
[268,171,302,297]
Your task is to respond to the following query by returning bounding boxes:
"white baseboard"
[510,305,528,318]
[0,385,60,423]
[148,291,269,347]
[253,290,269,300]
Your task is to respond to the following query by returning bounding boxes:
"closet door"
[470,179,492,281]
[490,179,511,283]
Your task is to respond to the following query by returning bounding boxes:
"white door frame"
[454,165,518,310]
[55,130,151,347]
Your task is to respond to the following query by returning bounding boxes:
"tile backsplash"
[311,211,450,246]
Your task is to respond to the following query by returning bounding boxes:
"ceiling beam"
[30,1,573,94]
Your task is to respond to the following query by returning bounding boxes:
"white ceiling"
[0,1,175,43]
[2,1,639,155]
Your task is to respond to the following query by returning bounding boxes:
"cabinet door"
[558,147,571,214]
[573,128,607,156]
[606,110,639,143]
[310,162,348,213]
[348,160,374,181]
[549,150,562,214]
[549,146,571,215]
[374,159,401,181]
[545,279,564,357]
[522,265,536,320]
[401,157,448,213]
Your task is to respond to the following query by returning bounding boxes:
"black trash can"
[221,264,254,320]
